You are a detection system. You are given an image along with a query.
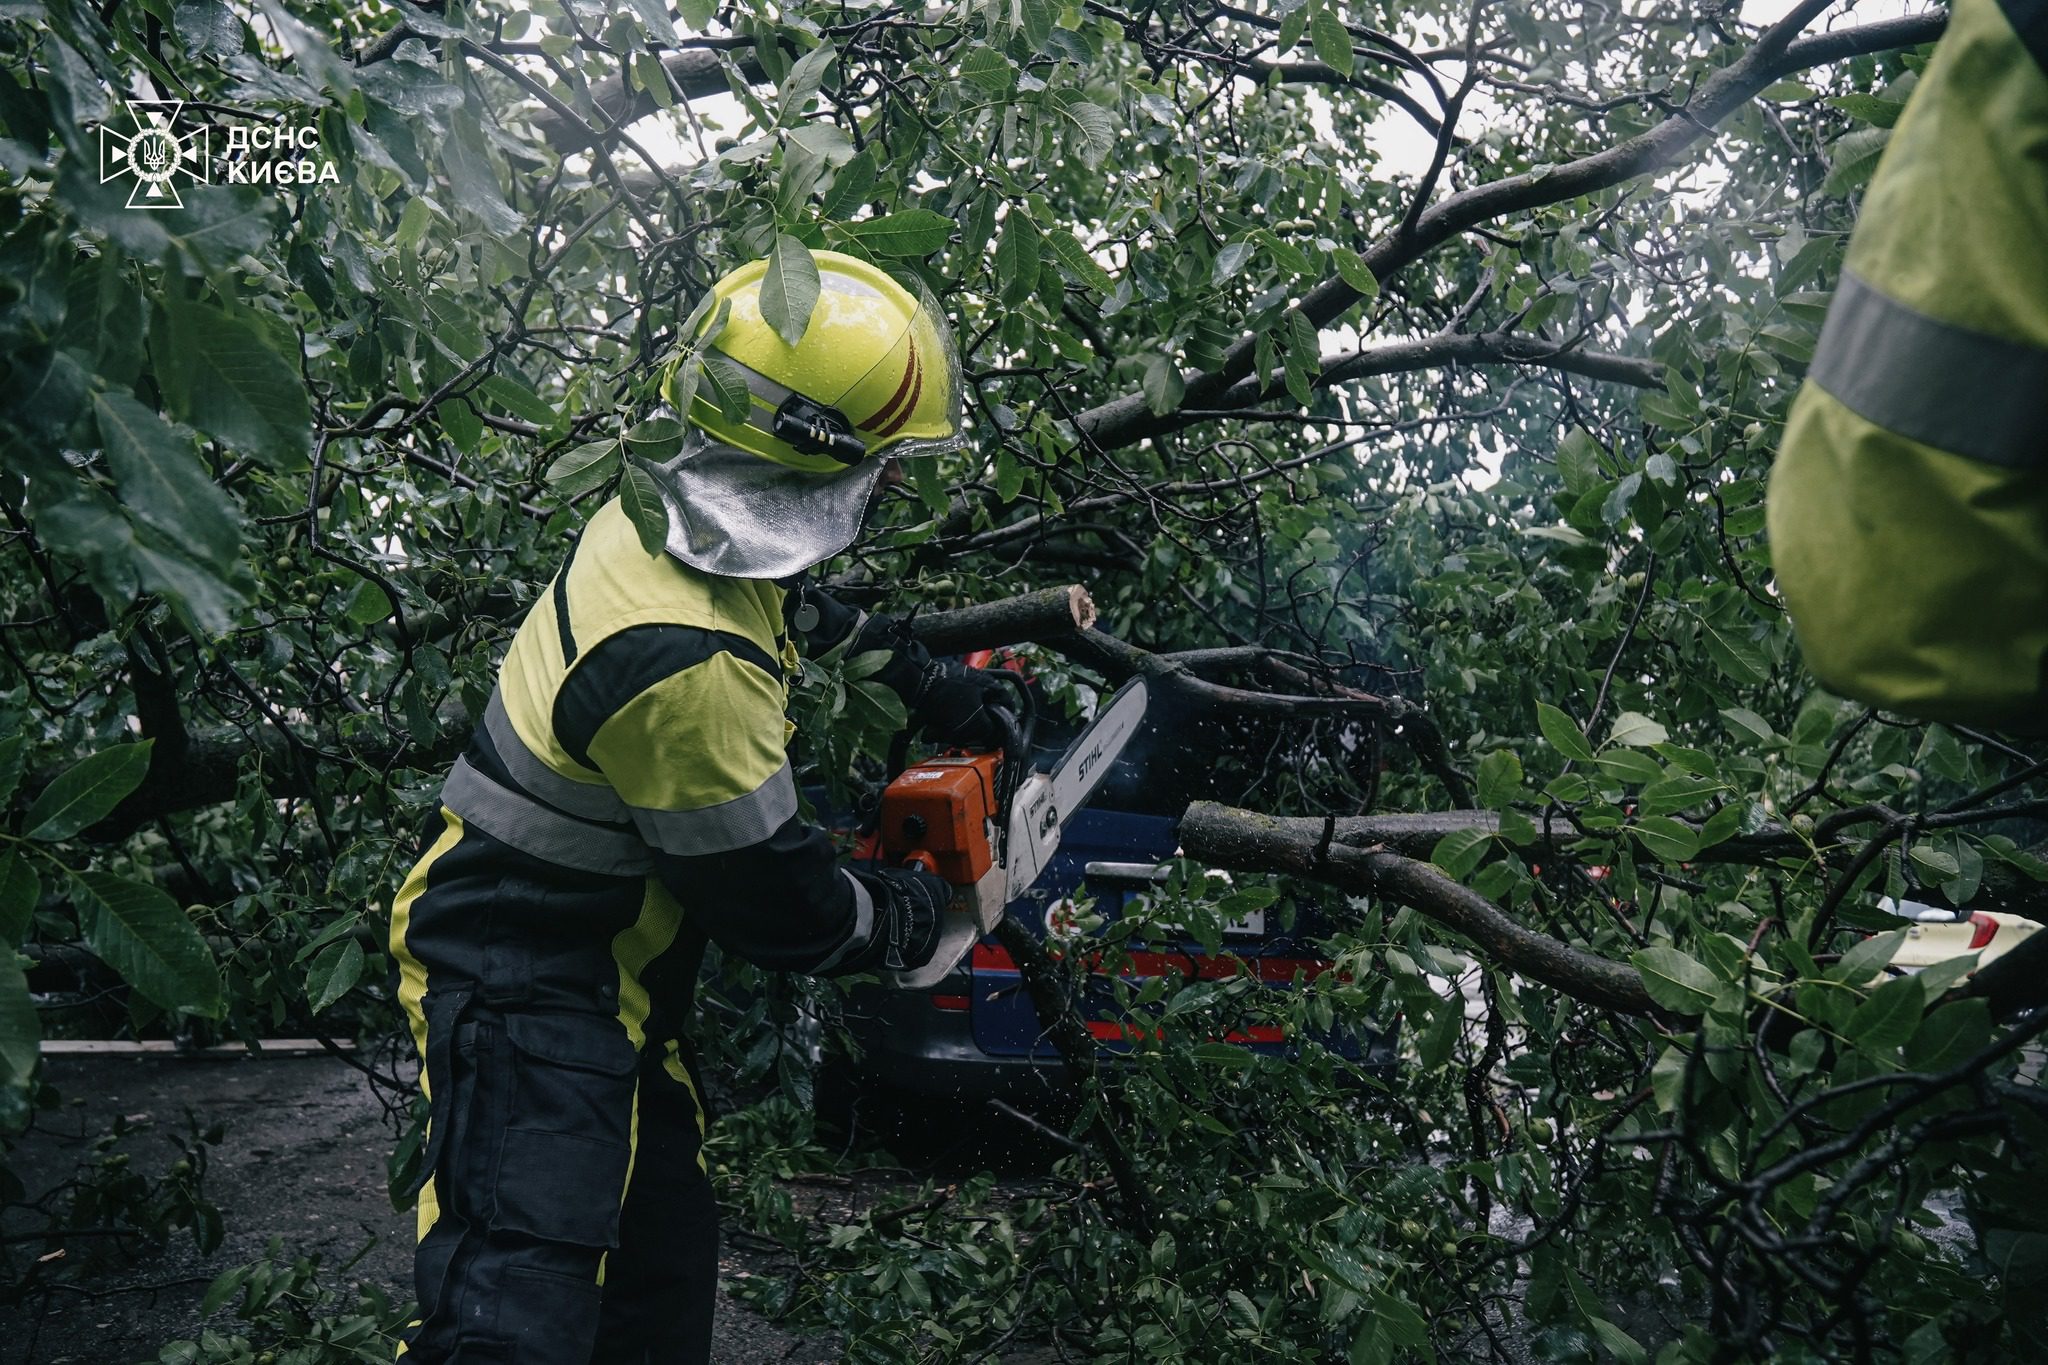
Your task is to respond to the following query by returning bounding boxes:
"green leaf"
[1431,828,1492,881]
[1720,707,1776,745]
[1212,240,1254,285]
[1830,927,1906,984]
[1908,844,1960,880]
[0,733,24,807]
[1536,702,1595,763]
[1587,1318,1647,1365]
[1042,227,1113,293]
[1476,750,1522,809]
[545,440,622,497]
[619,461,671,555]
[305,938,365,1014]
[778,40,837,124]
[70,870,223,1017]
[1372,1291,1431,1352]
[761,232,823,347]
[1846,973,1924,1054]
[1556,427,1602,494]
[959,45,1013,94]
[661,354,704,418]
[818,149,877,219]
[0,852,40,948]
[443,107,521,236]
[155,293,312,469]
[700,351,754,423]
[840,210,954,257]
[632,51,673,109]
[1607,711,1668,748]
[23,741,154,841]
[1142,354,1185,416]
[1906,997,1991,1072]
[478,373,558,426]
[1629,945,1719,1014]
[1823,126,1891,196]
[997,213,1042,307]
[93,392,242,571]
[1912,951,1980,1004]
[677,0,716,30]
[1827,93,1905,128]
[1050,92,1116,166]
[343,579,392,626]
[394,195,435,251]
[1330,246,1378,297]
[1701,619,1769,685]
[1417,996,1462,1069]
[1633,816,1700,863]
[0,956,39,1106]
[623,416,687,463]
[1309,7,1355,77]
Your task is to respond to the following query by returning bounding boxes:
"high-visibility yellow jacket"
[1767,0,2048,731]
[434,495,878,973]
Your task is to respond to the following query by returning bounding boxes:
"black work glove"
[842,612,1014,749]
[910,661,1015,749]
[848,866,953,972]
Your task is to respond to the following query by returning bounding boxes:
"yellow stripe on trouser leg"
[597,878,687,1287]
[662,1038,710,1175]
[388,809,467,1245]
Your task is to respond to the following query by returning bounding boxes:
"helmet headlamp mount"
[771,393,868,466]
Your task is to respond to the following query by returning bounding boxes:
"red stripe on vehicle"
[859,340,920,431]
[1082,1022,1286,1044]
[970,943,1329,983]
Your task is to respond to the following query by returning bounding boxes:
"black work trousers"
[389,808,721,1364]
[400,1004,718,1363]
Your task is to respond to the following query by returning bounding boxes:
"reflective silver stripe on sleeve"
[627,759,800,857]
[483,689,631,823]
[808,870,876,974]
[1809,271,2048,471]
[442,758,653,876]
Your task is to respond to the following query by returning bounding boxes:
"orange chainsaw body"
[877,751,1002,885]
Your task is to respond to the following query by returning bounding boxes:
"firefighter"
[387,251,1013,1362]
[1767,0,2048,731]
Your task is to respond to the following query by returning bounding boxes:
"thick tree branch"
[906,585,1097,655]
[71,587,1463,830]
[1080,330,1663,446]
[1074,8,1947,451]
[530,46,764,152]
[1180,802,1657,1015]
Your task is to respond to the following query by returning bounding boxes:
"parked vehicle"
[1879,897,2040,970]
[821,802,1397,1123]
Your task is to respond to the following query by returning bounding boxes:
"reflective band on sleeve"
[483,690,631,823]
[441,758,653,876]
[808,869,876,974]
[1809,271,2048,471]
[626,759,800,857]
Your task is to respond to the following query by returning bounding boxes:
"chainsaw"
[872,675,1150,989]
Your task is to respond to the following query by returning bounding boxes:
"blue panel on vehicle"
[967,809,1367,1062]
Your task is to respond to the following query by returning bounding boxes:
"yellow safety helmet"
[673,250,963,473]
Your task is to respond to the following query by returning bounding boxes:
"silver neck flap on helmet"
[631,428,890,581]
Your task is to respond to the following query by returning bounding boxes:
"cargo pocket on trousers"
[489,1012,639,1249]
